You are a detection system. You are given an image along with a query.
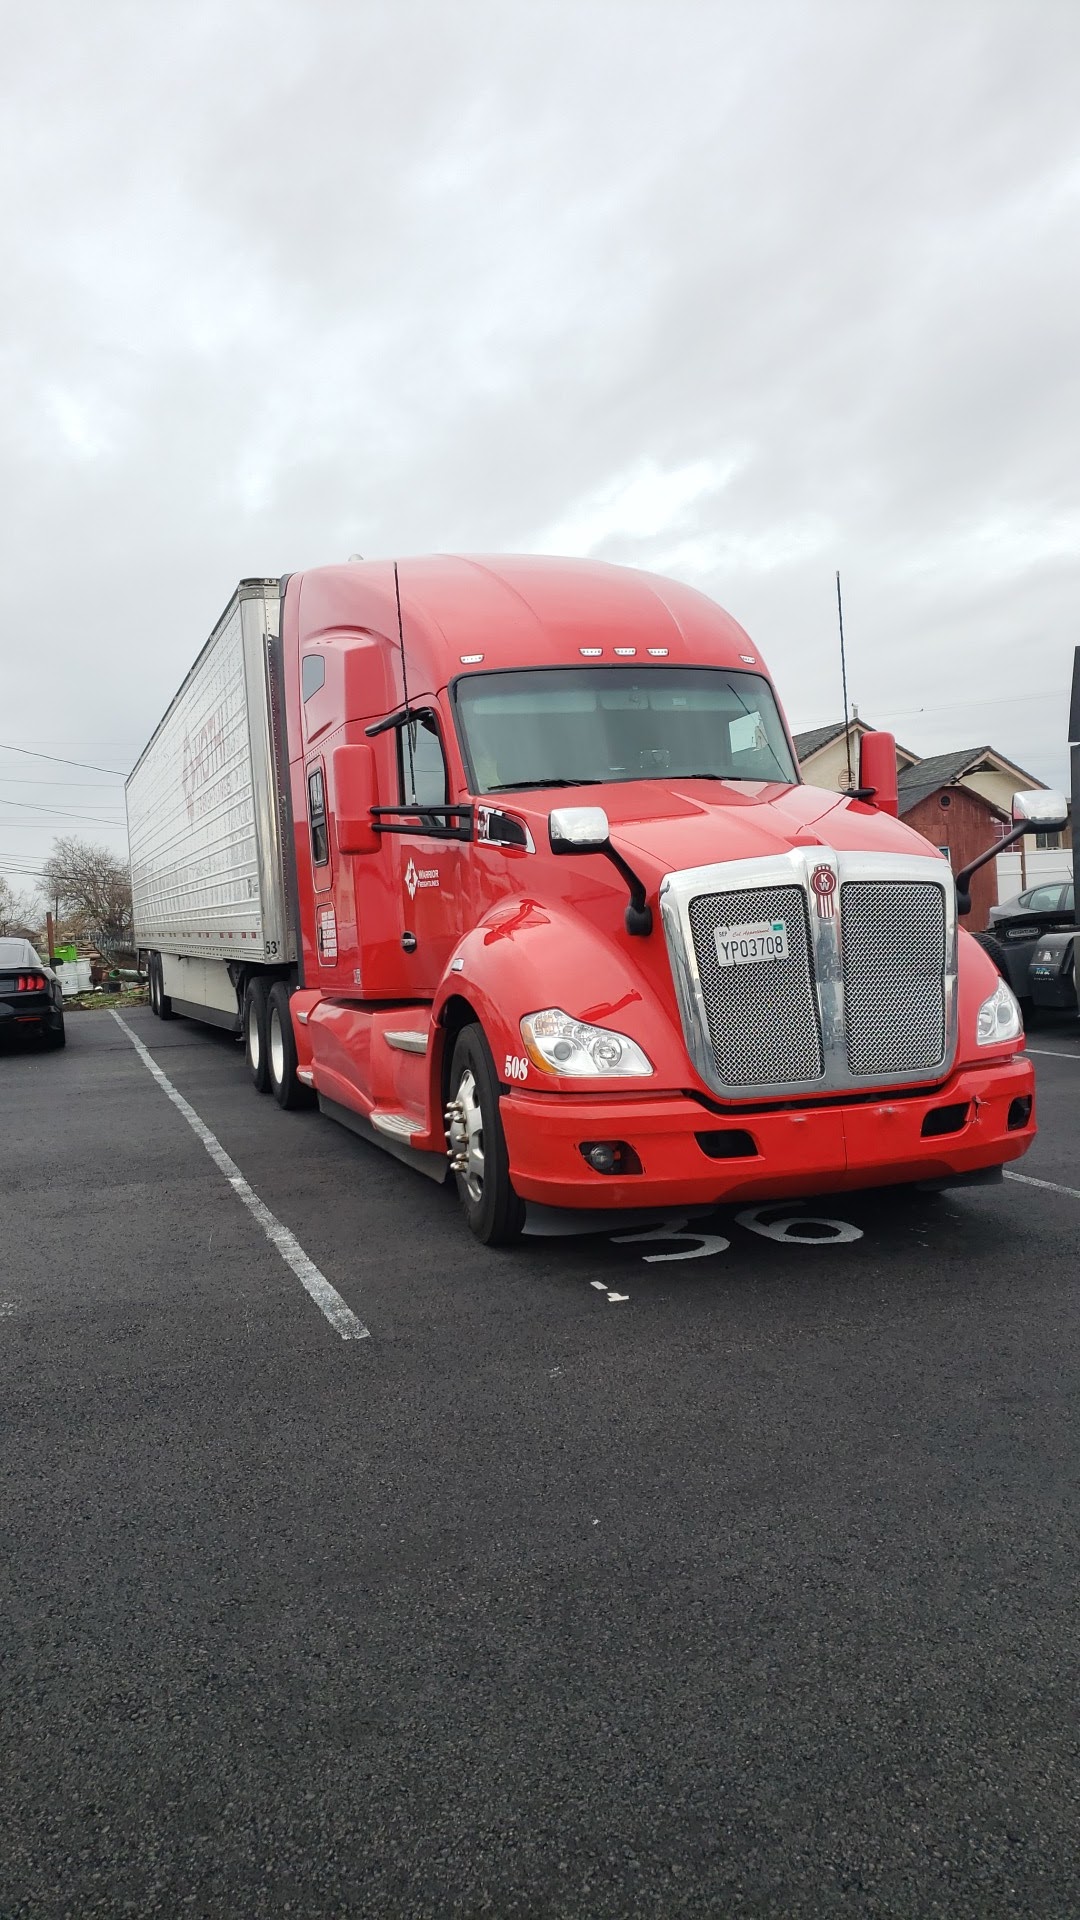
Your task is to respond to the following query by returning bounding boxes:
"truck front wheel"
[267,981,315,1110]
[244,977,271,1093]
[446,1025,525,1246]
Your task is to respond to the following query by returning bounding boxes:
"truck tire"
[267,981,315,1110]
[446,1025,526,1246]
[972,931,1011,979]
[244,977,271,1093]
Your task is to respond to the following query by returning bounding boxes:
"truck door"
[387,708,466,996]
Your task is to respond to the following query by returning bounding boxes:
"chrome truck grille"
[660,851,957,1099]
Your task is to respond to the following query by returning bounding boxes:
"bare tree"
[40,838,132,952]
[0,875,41,939]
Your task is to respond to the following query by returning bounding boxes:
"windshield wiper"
[486,778,605,791]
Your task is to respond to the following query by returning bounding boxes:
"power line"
[0,798,124,823]
[0,742,127,776]
[0,776,130,789]
[875,690,1062,723]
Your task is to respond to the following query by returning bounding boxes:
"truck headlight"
[520,1008,653,1077]
[977,977,1023,1046]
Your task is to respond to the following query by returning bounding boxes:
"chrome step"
[370,1110,419,1142]
[384,1029,428,1055]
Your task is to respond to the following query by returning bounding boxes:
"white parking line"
[111,1012,369,1342]
[1005,1170,1080,1202]
[1026,1048,1080,1060]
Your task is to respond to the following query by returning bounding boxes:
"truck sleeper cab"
[129,555,1052,1246]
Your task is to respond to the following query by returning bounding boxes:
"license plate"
[714,920,789,967]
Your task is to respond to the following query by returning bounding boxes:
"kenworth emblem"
[810,864,837,917]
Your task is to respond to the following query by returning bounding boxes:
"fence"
[996,849,1074,900]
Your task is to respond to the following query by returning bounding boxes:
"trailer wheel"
[446,1025,525,1246]
[148,957,159,1015]
[150,953,174,1020]
[267,981,315,1110]
[244,977,271,1093]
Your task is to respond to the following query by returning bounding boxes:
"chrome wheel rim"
[247,998,261,1071]
[448,1066,485,1203]
[269,1006,285,1087]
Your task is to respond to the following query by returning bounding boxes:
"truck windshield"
[454,666,797,793]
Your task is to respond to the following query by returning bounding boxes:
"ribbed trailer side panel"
[126,582,294,965]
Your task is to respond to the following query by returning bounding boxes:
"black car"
[978,881,1075,1001]
[988,880,1075,943]
[0,937,66,1048]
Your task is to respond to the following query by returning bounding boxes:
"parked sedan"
[988,881,1075,943]
[0,938,66,1048]
[981,881,1076,1001]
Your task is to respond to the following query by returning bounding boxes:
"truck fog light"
[1007,1096,1033,1130]
[976,977,1022,1046]
[579,1141,642,1175]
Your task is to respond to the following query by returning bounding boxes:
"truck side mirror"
[548,806,611,852]
[1012,789,1069,831]
[332,744,380,855]
[856,732,898,816]
[955,787,1070,915]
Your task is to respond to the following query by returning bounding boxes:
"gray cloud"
[2,0,1078,883]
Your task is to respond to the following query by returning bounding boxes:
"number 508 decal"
[504,1054,529,1082]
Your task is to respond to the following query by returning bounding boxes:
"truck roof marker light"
[614,647,636,656]
[579,647,603,657]
[460,653,484,663]
[647,647,668,657]
[740,653,757,664]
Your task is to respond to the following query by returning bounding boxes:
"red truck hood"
[526,779,938,874]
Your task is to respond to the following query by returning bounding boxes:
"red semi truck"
[127,555,1045,1244]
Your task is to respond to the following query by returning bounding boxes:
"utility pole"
[46,910,56,965]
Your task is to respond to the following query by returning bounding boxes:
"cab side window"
[398,714,448,808]
[307,765,329,866]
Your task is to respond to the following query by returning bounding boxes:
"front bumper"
[500,1056,1035,1210]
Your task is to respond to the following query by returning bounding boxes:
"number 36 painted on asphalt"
[611,1206,863,1262]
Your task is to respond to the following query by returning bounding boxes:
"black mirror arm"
[601,846,653,936]
[955,819,1031,916]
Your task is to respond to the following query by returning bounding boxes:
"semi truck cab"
[246,555,1046,1242]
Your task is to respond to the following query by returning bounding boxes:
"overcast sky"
[2,0,1078,890]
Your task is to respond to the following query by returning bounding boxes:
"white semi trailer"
[126,579,294,1027]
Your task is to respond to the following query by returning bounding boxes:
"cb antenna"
[836,569,852,788]
[393,560,416,802]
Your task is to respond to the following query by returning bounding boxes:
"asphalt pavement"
[3,1006,1080,1918]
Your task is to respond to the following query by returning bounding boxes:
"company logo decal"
[404,858,439,899]
[810,864,837,917]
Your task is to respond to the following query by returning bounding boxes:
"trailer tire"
[244,977,271,1093]
[150,953,174,1020]
[447,1025,526,1246]
[267,981,315,1110]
